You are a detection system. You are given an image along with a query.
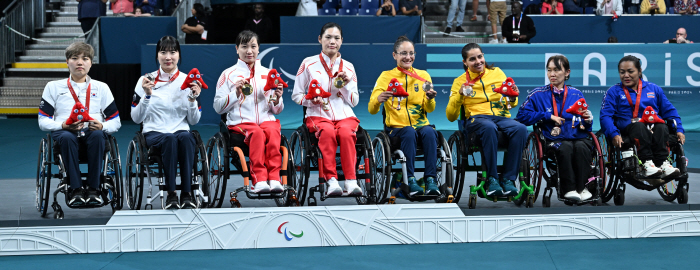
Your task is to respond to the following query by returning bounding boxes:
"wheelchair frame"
[123,130,210,210]
[36,133,122,219]
[205,118,298,208]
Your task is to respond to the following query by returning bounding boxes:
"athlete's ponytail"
[393,35,413,53]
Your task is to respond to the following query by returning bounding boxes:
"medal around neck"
[242,82,253,96]
[333,76,345,89]
[461,84,473,96]
[422,81,432,92]
[551,126,561,137]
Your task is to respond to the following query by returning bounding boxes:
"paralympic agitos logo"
[277,221,303,241]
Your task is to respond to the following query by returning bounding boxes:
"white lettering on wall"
[687,52,700,87]
[665,53,671,86]
[583,53,606,86]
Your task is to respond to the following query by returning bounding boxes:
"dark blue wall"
[280,16,421,44]
[100,17,177,64]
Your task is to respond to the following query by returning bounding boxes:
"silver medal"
[422,81,433,92]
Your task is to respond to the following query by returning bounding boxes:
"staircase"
[423,0,510,44]
[1,0,110,115]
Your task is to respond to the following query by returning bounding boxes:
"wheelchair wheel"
[355,129,376,205]
[192,131,210,208]
[372,132,391,203]
[596,132,617,203]
[658,144,688,204]
[613,184,625,206]
[448,132,465,203]
[520,132,542,204]
[125,139,145,210]
[206,134,227,208]
[290,129,310,206]
[275,135,297,207]
[434,132,454,203]
[36,136,52,217]
[106,135,123,211]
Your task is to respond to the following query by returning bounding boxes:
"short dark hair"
[193,3,205,17]
[319,22,343,38]
[547,55,571,80]
[155,36,181,65]
[461,43,494,72]
[236,30,259,46]
[393,35,413,53]
[618,55,643,79]
[65,42,94,61]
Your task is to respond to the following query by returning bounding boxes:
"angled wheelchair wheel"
[355,129,376,205]
[193,131,210,208]
[435,132,454,203]
[206,134,227,208]
[125,138,144,210]
[290,129,310,206]
[275,135,297,207]
[448,132,464,203]
[658,143,688,203]
[106,135,123,211]
[519,132,542,205]
[596,131,617,203]
[372,132,391,203]
[36,136,52,217]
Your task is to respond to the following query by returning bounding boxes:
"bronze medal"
[551,126,561,137]
[242,83,253,96]
[334,76,345,89]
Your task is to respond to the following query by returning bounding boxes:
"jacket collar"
[158,66,179,81]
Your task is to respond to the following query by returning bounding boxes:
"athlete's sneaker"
[326,177,343,196]
[660,160,681,178]
[344,180,363,196]
[579,188,593,201]
[269,180,284,193]
[86,187,103,206]
[251,181,271,194]
[165,192,180,209]
[68,188,86,207]
[425,177,440,196]
[564,190,581,201]
[501,179,518,196]
[180,192,197,209]
[486,176,503,196]
[642,160,663,178]
[408,177,424,196]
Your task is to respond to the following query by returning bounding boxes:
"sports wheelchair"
[36,133,122,219]
[596,120,688,206]
[205,116,297,208]
[526,123,605,207]
[372,110,455,204]
[124,130,210,210]
[447,110,534,209]
[289,109,377,206]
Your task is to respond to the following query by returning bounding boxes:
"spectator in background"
[627,0,641,13]
[663,27,694,43]
[542,0,564,14]
[563,0,581,13]
[181,3,208,44]
[641,0,665,13]
[110,0,133,15]
[502,2,536,43]
[245,4,273,43]
[400,0,423,15]
[444,0,467,34]
[487,0,507,43]
[674,0,698,14]
[77,0,107,34]
[297,0,321,16]
[608,36,618,43]
[469,0,480,20]
[157,0,174,16]
[135,0,157,15]
[124,6,153,16]
[377,0,397,16]
[596,0,623,14]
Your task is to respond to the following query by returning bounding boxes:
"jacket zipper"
[481,78,495,115]
[404,74,412,127]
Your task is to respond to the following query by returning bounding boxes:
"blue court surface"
[2,237,699,269]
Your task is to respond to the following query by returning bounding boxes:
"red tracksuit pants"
[305,116,360,180]
[229,120,282,184]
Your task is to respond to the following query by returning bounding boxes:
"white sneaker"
[250,181,270,194]
[269,180,283,193]
[326,177,342,196]
[344,180,363,196]
[564,190,581,201]
[500,38,508,44]
[642,160,663,178]
[488,38,499,44]
[659,160,680,178]
[579,188,592,201]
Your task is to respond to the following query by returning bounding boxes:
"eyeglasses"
[398,51,416,57]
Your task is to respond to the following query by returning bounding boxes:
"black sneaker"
[443,27,452,36]
[86,187,103,206]
[165,192,180,210]
[455,26,465,32]
[180,192,197,209]
[68,188,86,207]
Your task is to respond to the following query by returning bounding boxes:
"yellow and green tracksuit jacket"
[368,67,435,128]
[445,67,518,122]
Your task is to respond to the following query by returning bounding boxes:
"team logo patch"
[546,107,552,113]
[91,93,97,97]
[414,84,419,92]
[491,85,496,91]
[620,94,627,100]
[39,101,44,108]
[647,92,655,98]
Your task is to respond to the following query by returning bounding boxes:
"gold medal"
[333,76,345,89]
[242,83,253,96]
[551,126,561,137]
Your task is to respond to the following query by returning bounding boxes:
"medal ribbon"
[154,69,180,86]
[319,53,343,79]
[551,84,568,118]
[397,66,427,82]
[66,78,91,112]
[622,79,643,119]
[465,70,485,86]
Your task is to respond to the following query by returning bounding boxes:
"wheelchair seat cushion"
[227,132,250,155]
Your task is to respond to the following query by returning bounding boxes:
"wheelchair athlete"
[368,35,440,197]
[214,30,285,194]
[38,42,121,207]
[131,36,202,209]
[516,55,595,202]
[445,43,527,197]
[600,55,683,185]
